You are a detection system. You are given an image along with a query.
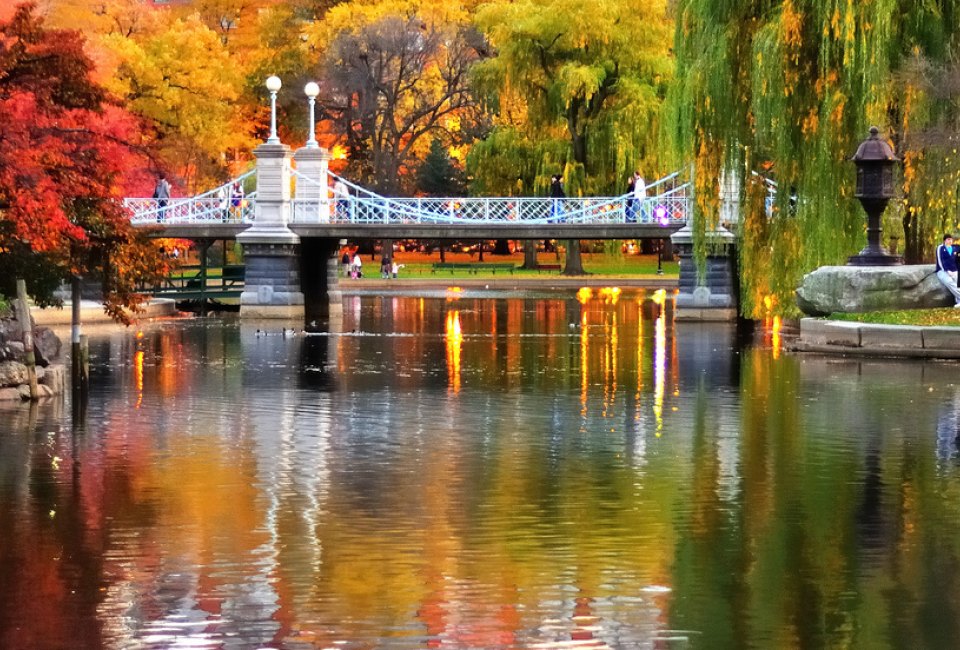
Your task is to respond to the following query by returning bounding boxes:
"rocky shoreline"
[0,304,66,400]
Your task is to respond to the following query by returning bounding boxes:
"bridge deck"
[147,222,682,240]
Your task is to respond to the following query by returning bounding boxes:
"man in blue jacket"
[935,233,960,307]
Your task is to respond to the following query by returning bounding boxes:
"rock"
[17,384,31,399]
[0,387,24,401]
[33,327,61,366]
[0,341,24,362]
[0,360,28,387]
[0,309,29,343]
[36,383,55,397]
[796,265,953,316]
[39,364,66,394]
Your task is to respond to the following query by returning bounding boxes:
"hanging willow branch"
[667,0,959,318]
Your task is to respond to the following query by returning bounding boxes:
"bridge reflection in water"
[3,292,959,648]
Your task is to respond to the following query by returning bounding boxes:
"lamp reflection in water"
[445,310,462,393]
[652,289,667,437]
[761,294,783,359]
[635,292,645,417]
[771,315,782,359]
[578,288,591,418]
[134,330,145,409]
[600,289,620,419]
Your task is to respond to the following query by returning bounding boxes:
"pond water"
[2,289,960,649]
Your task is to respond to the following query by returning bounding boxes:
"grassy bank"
[829,308,960,327]
[376,251,677,279]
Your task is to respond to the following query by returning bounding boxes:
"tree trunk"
[381,238,393,261]
[478,241,484,262]
[902,213,922,264]
[522,241,538,269]
[572,132,587,167]
[493,239,512,255]
[562,239,586,275]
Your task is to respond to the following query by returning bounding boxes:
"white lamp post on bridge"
[266,75,282,144]
[304,81,320,148]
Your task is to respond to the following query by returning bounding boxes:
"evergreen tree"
[417,139,465,197]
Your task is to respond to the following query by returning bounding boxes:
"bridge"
[124,170,691,241]
[120,90,737,323]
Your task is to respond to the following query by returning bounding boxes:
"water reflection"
[2,294,960,648]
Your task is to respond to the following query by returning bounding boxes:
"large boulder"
[33,327,61,366]
[796,265,953,316]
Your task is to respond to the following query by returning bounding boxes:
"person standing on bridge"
[626,173,637,222]
[632,171,646,222]
[333,178,349,220]
[153,173,171,222]
[550,174,565,222]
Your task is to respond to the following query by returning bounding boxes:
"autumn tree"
[0,3,165,321]
[102,14,255,191]
[306,1,483,194]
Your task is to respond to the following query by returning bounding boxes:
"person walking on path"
[341,251,351,277]
[936,233,960,307]
[153,173,172,222]
[626,174,637,222]
[351,252,363,279]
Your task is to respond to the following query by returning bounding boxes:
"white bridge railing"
[125,171,256,225]
[125,170,691,227]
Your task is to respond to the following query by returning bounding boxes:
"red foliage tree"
[0,2,165,322]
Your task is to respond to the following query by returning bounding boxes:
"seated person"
[935,233,960,307]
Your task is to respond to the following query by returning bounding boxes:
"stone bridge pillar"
[237,142,304,319]
[293,145,331,222]
[671,224,738,321]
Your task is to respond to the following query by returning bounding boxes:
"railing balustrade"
[123,169,692,227]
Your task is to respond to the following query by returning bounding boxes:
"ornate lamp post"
[848,126,902,266]
[304,81,320,148]
[265,75,282,144]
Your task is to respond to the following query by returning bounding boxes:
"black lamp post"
[848,126,902,266]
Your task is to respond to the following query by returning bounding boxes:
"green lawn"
[395,256,678,279]
[828,308,960,327]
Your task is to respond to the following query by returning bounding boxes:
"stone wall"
[0,304,66,400]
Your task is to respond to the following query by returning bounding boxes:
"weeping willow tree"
[468,0,672,272]
[668,0,959,318]
[471,0,672,197]
[897,52,960,263]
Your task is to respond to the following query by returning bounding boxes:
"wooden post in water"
[15,279,39,400]
[70,275,88,396]
[78,334,89,394]
[199,240,211,317]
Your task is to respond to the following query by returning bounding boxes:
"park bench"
[431,262,517,275]
[535,263,562,273]
[222,265,245,286]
